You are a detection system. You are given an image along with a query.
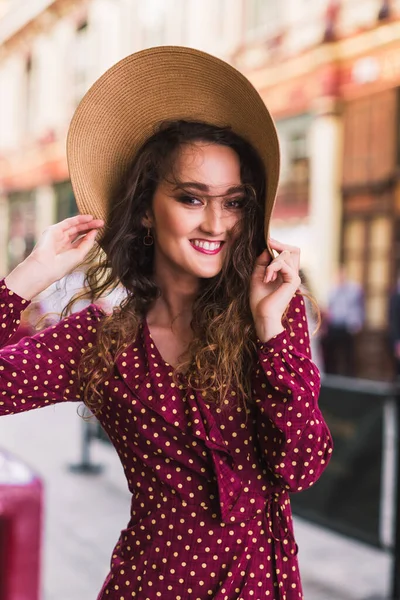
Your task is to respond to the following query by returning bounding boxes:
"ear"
[141,212,154,228]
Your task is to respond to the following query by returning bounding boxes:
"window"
[73,22,91,106]
[343,90,397,187]
[341,89,397,330]
[342,215,392,329]
[25,55,35,134]
[244,0,282,40]
[138,0,167,47]
[275,114,312,218]
[55,181,77,221]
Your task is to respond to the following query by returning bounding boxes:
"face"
[146,142,246,285]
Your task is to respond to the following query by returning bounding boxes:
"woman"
[0,47,332,600]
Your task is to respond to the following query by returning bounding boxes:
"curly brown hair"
[64,120,275,413]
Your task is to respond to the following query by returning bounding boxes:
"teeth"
[192,240,221,250]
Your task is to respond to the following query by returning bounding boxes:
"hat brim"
[66,46,280,247]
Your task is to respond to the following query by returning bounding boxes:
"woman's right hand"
[5,215,104,301]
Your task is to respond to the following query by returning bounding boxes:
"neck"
[147,275,199,330]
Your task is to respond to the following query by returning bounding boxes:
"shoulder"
[33,303,106,349]
[56,302,105,329]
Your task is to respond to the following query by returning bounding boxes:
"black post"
[68,410,103,474]
[391,380,400,599]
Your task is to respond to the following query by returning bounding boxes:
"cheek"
[156,206,198,238]
[227,212,245,235]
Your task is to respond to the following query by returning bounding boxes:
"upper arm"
[0,305,103,415]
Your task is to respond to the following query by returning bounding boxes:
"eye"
[177,194,203,206]
[225,197,246,209]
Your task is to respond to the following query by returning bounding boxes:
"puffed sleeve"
[252,292,333,493]
[0,278,103,415]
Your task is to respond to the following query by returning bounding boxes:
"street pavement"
[0,403,391,600]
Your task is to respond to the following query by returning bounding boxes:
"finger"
[260,254,284,283]
[264,258,285,283]
[68,218,104,233]
[252,249,272,273]
[276,248,298,271]
[58,215,97,230]
[71,229,98,255]
[254,248,270,264]
[264,256,299,285]
[268,251,291,270]
[277,253,296,268]
[269,238,301,271]
[269,271,278,283]
[269,238,299,253]
[67,220,104,239]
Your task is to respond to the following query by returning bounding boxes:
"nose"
[199,202,225,236]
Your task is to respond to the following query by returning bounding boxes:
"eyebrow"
[173,181,246,195]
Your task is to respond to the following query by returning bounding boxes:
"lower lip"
[190,242,224,255]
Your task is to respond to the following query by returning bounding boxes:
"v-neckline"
[142,316,192,378]
[142,315,173,369]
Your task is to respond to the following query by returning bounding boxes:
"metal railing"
[72,375,400,598]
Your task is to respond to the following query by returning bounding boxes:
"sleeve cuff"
[256,330,290,355]
[0,278,31,310]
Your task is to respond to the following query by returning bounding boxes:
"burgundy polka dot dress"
[0,279,333,599]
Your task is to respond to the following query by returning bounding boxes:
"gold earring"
[143,227,154,246]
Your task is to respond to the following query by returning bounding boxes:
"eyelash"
[177,195,201,206]
[177,195,246,209]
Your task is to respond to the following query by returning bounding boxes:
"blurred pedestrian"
[323,265,364,376]
[0,47,332,599]
[389,270,400,378]
[323,0,340,42]
[378,0,391,20]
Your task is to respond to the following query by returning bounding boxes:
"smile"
[190,240,224,255]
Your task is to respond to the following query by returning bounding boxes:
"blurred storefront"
[0,0,242,275]
[271,114,314,268]
[7,191,36,271]
[338,39,400,378]
[234,0,344,312]
[54,181,77,221]
[235,1,400,380]
[341,83,399,379]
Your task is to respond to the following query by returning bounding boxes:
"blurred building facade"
[0,0,243,273]
[234,0,400,379]
[0,0,399,378]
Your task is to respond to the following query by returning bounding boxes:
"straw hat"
[66,46,280,246]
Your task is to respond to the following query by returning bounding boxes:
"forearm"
[5,258,55,301]
[256,398,333,492]
[253,329,322,441]
[252,294,333,490]
[253,349,332,491]
[0,298,103,416]
[255,316,284,343]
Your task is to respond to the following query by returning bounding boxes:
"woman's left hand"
[250,238,301,342]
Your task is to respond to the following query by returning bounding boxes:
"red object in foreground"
[0,451,43,600]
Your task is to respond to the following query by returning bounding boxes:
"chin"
[172,255,224,280]
[193,268,222,279]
